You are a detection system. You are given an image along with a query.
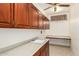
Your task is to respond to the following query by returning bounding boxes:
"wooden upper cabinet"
[0,3,13,28]
[38,14,43,29]
[42,16,49,29]
[14,3,29,28]
[38,12,49,29]
[29,4,39,29]
[0,3,49,29]
[43,17,49,29]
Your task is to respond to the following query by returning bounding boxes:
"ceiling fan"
[44,3,70,12]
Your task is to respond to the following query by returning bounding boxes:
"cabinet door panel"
[14,3,29,28]
[0,3,13,27]
[38,14,43,29]
[33,50,41,56]
[41,50,46,56]
[42,16,49,29]
[38,13,49,29]
[41,42,49,56]
[33,41,49,56]
[29,4,39,29]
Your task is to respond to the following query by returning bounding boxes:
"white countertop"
[0,39,49,56]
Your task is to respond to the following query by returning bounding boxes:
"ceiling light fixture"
[44,3,70,13]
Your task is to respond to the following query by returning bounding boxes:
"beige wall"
[45,13,70,36]
[0,28,41,48]
[70,4,79,55]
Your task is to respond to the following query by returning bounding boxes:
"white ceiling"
[34,3,70,16]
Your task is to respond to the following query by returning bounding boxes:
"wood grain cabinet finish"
[38,13,43,29]
[0,3,49,29]
[0,3,13,28]
[33,49,41,56]
[40,41,49,56]
[39,15,49,29]
[29,4,39,29]
[14,3,30,28]
[33,41,49,56]
[14,3,40,29]
[43,17,49,29]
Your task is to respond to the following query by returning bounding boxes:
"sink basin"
[32,39,45,44]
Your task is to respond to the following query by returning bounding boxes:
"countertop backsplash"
[0,28,41,49]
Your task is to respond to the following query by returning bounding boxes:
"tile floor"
[49,45,73,56]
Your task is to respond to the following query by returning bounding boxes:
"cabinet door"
[41,42,49,56]
[45,42,49,56]
[38,14,43,29]
[44,19,49,29]
[33,41,49,56]
[0,3,13,28]
[42,16,49,29]
[14,3,29,28]
[29,4,39,29]
[33,50,41,56]
[41,50,46,56]
[39,14,49,29]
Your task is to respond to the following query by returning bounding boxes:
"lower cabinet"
[33,41,49,56]
[33,50,41,56]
